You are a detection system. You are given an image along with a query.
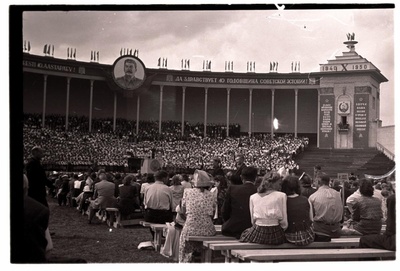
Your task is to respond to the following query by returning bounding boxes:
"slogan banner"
[164,74,319,86]
[319,95,335,149]
[353,94,369,148]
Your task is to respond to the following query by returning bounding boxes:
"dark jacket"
[221,182,257,239]
[25,157,55,207]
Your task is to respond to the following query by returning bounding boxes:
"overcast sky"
[21,5,395,126]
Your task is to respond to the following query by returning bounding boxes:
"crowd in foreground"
[20,145,396,263]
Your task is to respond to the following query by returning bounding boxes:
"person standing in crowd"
[22,174,49,263]
[281,175,314,246]
[210,157,224,177]
[347,179,383,235]
[308,174,343,237]
[233,154,247,177]
[299,173,317,198]
[179,170,216,263]
[143,170,173,238]
[57,175,70,206]
[312,165,322,188]
[88,172,117,224]
[25,146,56,207]
[240,172,287,245]
[359,193,395,251]
[221,166,258,239]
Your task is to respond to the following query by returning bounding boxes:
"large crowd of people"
[23,113,308,174]
[20,113,395,264]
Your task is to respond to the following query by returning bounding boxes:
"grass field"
[46,196,175,264]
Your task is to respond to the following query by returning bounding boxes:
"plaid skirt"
[240,224,285,245]
[285,224,315,246]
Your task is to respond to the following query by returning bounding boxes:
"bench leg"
[204,248,212,263]
[154,230,162,252]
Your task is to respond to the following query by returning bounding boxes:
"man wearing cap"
[25,146,56,207]
[221,166,258,239]
[308,174,343,237]
[143,170,173,237]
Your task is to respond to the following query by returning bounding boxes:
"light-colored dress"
[179,188,216,263]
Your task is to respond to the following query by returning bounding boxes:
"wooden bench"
[139,221,223,253]
[230,248,395,262]
[106,208,143,228]
[204,237,361,263]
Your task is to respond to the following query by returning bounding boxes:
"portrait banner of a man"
[112,56,146,90]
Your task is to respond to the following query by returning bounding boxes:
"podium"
[140,158,162,174]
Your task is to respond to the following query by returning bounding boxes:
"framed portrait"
[112,56,146,90]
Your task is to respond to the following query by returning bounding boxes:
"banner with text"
[319,95,335,149]
[353,93,369,148]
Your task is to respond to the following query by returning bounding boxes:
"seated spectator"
[88,172,117,224]
[179,170,216,263]
[180,174,192,190]
[170,174,184,217]
[308,174,343,238]
[117,174,140,219]
[346,179,383,235]
[212,175,228,225]
[221,167,258,239]
[346,178,383,217]
[281,175,314,245]
[299,173,316,199]
[240,172,287,245]
[359,193,395,251]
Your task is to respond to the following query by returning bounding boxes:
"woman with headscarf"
[178,170,216,263]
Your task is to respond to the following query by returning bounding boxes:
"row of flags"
[91,51,100,62]
[43,44,55,56]
[120,48,139,57]
[291,61,301,72]
[270,61,279,72]
[203,60,212,70]
[67,48,77,59]
[158,57,168,68]
[225,61,234,71]
[181,59,190,70]
[23,40,31,52]
[247,61,256,72]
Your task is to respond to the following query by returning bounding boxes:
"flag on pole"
[73,48,76,59]
[43,44,47,54]
[97,51,99,62]
[158,57,161,67]
[231,61,233,70]
[120,48,122,56]
[28,41,31,52]
[91,51,93,61]
[52,45,54,56]
[67,48,70,58]
[165,58,167,67]
[47,44,51,55]
[188,59,190,69]
[24,40,27,51]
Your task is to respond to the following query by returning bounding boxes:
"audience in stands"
[178,170,216,263]
[240,172,287,245]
